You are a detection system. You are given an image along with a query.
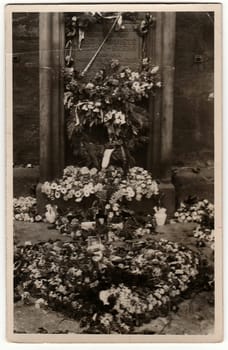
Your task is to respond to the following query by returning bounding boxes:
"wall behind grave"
[12,12,214,166]
[13,13,39,165]
[72,20,142,77]
[173,12,214,165]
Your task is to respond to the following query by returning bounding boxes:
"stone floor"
[14,221,214,335]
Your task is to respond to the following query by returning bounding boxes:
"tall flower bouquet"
[64,58,161,168]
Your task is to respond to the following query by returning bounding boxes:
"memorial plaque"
[72,21,142,77]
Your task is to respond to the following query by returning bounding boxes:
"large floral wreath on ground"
[14,224,209,334]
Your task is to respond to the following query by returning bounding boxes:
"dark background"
[12,12,214,166]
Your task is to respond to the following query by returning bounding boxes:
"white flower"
[130,71,139,80]
[83,190,90,197]
[113,111,126,125]
[51,182,58,190]
[112,203,119,212]
[151,66,159,74]
[87,182,94,190]
[75,269,82,277]
[75,190,82,198]
[108,212,114,219]
[85,82,94,90]
[90,168,98,176]
[94,183,103,192]
[136,194,142,201]
[99,290,111,305]
[208,203,214,211]
[132,81,140,90]
[41,181,50,192]
[80,166,90,175]
[67,190,74,199]
[60,187,67,194]
[21,291,31,301]
[35,215,42,222]
[99,313,113,327]
[55,191,61,199]
[83,185,91,197]
[35,298,47,309]
[92,252,103,262]
[126,187,135,198]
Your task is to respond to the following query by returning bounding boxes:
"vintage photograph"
[6,3,222,342]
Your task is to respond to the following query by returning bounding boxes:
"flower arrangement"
[173,199,214,225]
[64,58,161,167]
[193,226,215,250]
[14,233,203,334]
[173,199,215,250]
[110,166,159,203]
[13,196,42,222]
[41,166,105,202]
[41,165,159,204]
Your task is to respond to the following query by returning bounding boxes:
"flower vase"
[45,204,58,224]
[154,207,167,226]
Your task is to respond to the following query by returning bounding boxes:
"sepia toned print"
[5,3,222,343]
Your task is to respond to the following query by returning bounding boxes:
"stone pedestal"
[159,182,176,217]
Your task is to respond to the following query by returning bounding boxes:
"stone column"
[37,13,65,211]
[147,12,176,215]
[39,12,65,182]
[147,12,163,177]
[160,12,176,182]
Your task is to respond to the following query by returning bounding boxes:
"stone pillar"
[39,12,65,181]
[160,12,176,182]
[147,13,163,177]
[37,13,65,211]
[147,12,176,215]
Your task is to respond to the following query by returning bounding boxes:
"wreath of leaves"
[64,59,161,167]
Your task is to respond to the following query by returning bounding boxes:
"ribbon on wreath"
[101,148,115,169]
